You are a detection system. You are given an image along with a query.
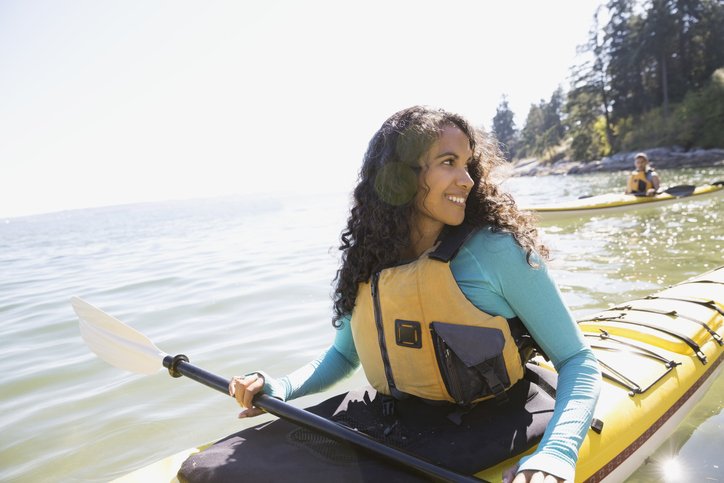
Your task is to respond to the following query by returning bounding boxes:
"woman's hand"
[502,466,565,483]
[228,373,266,418]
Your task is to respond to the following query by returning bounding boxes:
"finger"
[238,407,265,418]
[529,471,546,483]
[229,376,245,397]
[511,470,536,483]
[242,376,264,410]
[233,379,247,407]
[511,473,526,483]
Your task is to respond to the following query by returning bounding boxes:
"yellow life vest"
[350,225,528,406]
[627,169,655,194]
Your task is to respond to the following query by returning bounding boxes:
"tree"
[604,0,649,123]
[517,88,566,160]
[565,83,609,161]
[642,0,679,116]
[491,96,518,161]
[509,0,724,160]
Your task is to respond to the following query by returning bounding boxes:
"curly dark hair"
[332,105,548,326]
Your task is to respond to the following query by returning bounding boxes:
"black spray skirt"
[178,365,557,483]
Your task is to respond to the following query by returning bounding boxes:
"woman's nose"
[458,168,473,190]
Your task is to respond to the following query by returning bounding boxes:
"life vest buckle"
[476,363,509,406]
[381,395,396,418]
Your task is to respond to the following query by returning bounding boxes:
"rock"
[511,147,724,176]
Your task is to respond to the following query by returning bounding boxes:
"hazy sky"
[1,0,602,218]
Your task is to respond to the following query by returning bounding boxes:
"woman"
[625,152,661,196]
[228,106,601,483]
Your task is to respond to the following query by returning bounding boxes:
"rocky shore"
[512,147,724,176]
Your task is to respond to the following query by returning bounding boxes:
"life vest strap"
[473,363,509,405]
[429,223,477,262]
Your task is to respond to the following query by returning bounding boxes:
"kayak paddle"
[661,184,696,197]
[660,180,724,197]
[72,296,485,483]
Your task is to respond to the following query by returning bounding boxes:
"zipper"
[432,328,465,404]
[371,272,397,393]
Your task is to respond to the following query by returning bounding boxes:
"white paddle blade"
[72,296,167,375]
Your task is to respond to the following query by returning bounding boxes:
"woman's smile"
[445,194,467,206]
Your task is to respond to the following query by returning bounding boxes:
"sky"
[0,0,603,218]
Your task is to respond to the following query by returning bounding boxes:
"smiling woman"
[204,105,603,483]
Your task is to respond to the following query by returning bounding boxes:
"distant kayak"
[110,266,724,483]
[522,181,723,222]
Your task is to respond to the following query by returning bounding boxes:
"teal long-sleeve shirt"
[258,227,601,481]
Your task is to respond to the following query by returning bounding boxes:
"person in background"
[228,106,601,483]
[625,152,661,196]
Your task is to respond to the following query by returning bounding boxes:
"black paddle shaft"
[162,355,486,483]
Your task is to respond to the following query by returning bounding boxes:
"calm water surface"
[1,167,722,482]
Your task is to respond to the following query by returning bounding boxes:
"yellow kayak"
[113,266,724,483]
[523,182,723,222]
[476,266,723,482]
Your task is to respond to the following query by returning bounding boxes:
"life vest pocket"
[431,322,512,405]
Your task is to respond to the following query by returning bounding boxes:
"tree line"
[492,0,724,163]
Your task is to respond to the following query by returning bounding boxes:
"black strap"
[583,330,678,367]
[645,295,724,316]
[429,223,477,262]
[611,303,723,345]
[525,364,605,433]
[524,366,557,400]
[473,363,509,405]
[580,314,708,364]
[509,316,550,361]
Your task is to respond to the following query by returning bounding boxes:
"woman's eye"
[442,159,454,166]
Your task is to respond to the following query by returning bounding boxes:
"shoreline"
[511,147,724,176]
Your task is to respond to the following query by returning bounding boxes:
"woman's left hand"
[503,466,565,483]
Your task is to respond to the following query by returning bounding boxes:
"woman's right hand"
[228,373,266,418]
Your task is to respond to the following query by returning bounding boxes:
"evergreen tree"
[605,0,648,123]
[517,88,566,160]
[518,104,543,159]
[491,96,518,161]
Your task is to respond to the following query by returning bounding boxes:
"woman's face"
[412,125,474,236]
[634,156,648,171]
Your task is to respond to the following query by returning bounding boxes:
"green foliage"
[678,68,724,148]
[564,82,611,161]
[614,67,724,150]
[510,0,723,161]
[568,116,611,161]
[603,0,723,122]
[517,88,566,162]
[616,108,673,150]
[491,96,518,161]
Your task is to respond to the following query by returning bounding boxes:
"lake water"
[1,166,722,482]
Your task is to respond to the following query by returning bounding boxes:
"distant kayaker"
[225,106,601,483]
[625,152,661,196]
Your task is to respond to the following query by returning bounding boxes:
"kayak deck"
[522,183,723,222]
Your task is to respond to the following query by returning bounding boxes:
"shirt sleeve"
[258,315,360,402]
[452,229,601,481]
